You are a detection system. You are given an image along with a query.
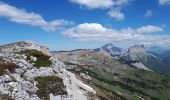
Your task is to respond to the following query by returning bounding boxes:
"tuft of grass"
[17,49,52,68]
[0,94,14,100]
[35,76,67,100]
[0,63,19,76]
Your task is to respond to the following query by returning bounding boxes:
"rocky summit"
[0,41,96,100]
[95,43,123,56]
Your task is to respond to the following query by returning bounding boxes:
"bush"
[35,76,67,100]
[17,49,52,68]
[0,63,19,76]
[0,94,13,100]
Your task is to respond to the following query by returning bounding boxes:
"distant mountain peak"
[121,45,148,61]
[94,43,123,56]
[102,43,114,48]
[128,45,146,54]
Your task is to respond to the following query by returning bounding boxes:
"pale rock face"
[121,45,148,61]
[131,62,152,71]
[128,45,147,59]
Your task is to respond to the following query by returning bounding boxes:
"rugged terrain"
[0,41,96,100]
[0,41,170,100]
[55,49,170,100]
[95,44,170,73]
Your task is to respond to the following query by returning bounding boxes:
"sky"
[0,0,170,51]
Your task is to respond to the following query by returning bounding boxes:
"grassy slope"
[57,51,170,100]
[140,56,170,73]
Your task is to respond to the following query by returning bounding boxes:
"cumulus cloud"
[69,0,131,21]
[0,2,73,31]
[108,8,124,21]
[144,10,153,18]
[159,0,170,5]
[69,0,131,9]
[62,23,170,44]
[69,0,113,9]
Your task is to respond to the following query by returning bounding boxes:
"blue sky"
[0,0,170,50]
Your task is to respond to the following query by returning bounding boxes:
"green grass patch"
[35,76,67,100]
[17,49,52,68]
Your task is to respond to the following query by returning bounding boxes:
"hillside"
[55,50,170,100]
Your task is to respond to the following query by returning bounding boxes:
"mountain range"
[55,44,170,100]
[95,43,170,73]
[0,41,170,100]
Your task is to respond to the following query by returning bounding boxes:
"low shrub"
[35,76,67,100]
[0,94,14,100]
[0,63,19,76]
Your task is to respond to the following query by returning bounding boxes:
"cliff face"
[0,41,95,100]
[120,45,148,61]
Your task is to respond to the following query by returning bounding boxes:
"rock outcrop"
[0,41,95,100]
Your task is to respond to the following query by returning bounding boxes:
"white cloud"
[144,10,153,18]
[108,8,124,21]
[69,0,132,22]
[70,0,113,9]
[0,2,73,31]
[69,0,131,9]
[113,0,131,6]
[69,0,131,21]
[62,23,170,44]
[159,0,170,5]
[137,25,163,33]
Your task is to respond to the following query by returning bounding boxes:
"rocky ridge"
[0,41,96,100]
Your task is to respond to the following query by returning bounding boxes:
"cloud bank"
[0,2,73,31]
[62,23,170,44]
